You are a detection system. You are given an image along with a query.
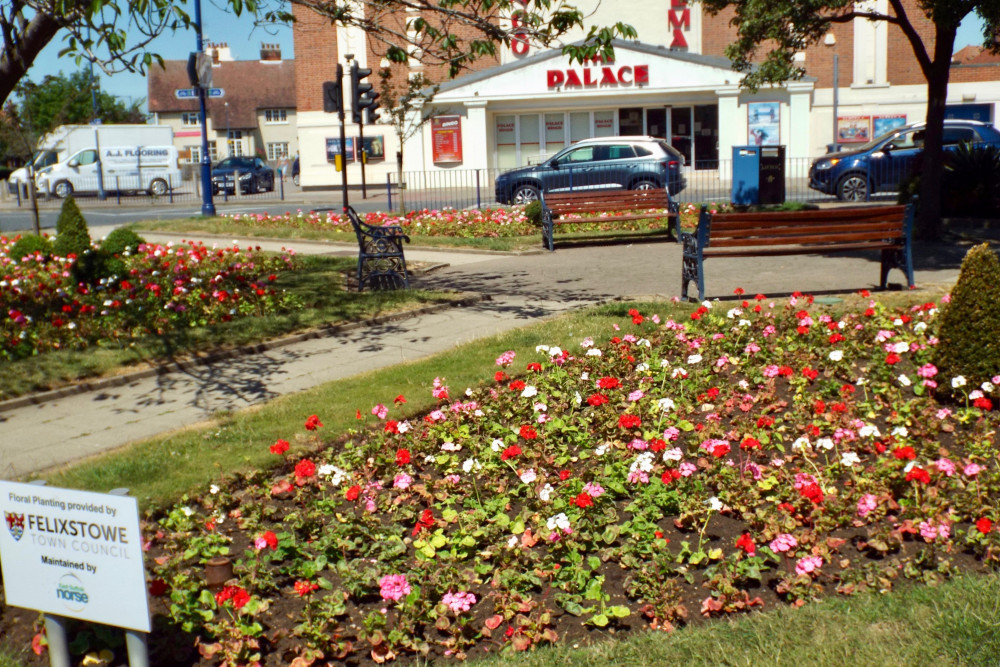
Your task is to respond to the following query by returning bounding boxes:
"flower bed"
[120,292,1000,665]
[223,203,730,240]
[0,236,299,361]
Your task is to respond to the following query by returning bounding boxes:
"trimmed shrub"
[8,234,54,262]
[52,195,92,259]
[933,243,1000,395]
[523,200,543,228]
[100,227,146,256]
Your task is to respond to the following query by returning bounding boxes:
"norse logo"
[5,512,25,541]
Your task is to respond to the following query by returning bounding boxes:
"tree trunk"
[914,25,957,241]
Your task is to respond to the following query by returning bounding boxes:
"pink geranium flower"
[379,574,411,602]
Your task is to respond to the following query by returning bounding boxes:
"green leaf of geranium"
[590,613,609,626]
[610,605,631,618]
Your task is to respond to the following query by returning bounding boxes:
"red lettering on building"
[669,2,690,49]
[547,64,650,89]
[511,9,530,56]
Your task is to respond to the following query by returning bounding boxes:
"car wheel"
[631,180,659,191]
[53,180,73,198]
[837,173,869,201]
[513,184,540,205]
[149,179,168,196]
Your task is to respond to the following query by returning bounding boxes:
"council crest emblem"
[5,512,25,541]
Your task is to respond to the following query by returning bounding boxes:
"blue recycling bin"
[732,145,785,205]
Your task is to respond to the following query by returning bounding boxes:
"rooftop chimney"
[260,43,282,62]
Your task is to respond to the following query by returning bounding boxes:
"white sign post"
[0,481,150,664]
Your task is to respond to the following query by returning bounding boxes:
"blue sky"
[25,9,986,110]
[25,4,295,108]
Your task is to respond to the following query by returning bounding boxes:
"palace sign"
[547,64,649,89]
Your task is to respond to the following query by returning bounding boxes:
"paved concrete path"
[1,227,989,478]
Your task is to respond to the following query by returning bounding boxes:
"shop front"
[407,40,815,176]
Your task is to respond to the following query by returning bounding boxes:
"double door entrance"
[619,105,719,169]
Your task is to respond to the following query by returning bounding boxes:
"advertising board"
[0,481,150,633]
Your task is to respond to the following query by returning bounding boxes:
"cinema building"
[291,0,1000,191]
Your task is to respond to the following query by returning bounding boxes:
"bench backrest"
[698,205,910,248]
[544,189,674,216]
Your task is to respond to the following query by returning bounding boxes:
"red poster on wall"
[432,116,463,163]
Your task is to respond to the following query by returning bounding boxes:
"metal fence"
[384,158,848,212]
[4,172,289,208]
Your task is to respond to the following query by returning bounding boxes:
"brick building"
[147,43,297,171]
[291,0,1000,188]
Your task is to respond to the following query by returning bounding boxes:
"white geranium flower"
[707,496,724,511]
[687,354,703,365]
[586,348,602,357]
[519,469,537,484]
[840,451,861,467]
[829,350,844,361]
[952,376,967,389]
[521,385,538,398]
[539,483,553,502]
[898,374,912,387]
[658,398,676,411]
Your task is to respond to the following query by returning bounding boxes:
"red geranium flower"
[294,580,320,597]
[802,367,819,380]
[393,394,407,404]
[509,380,526,391]
[885,352,901,365]
[304,414,323,431]
[559,470,571,481]
[345,485,361,501]
[294,459,316,485]
[973,397,994,411]
[893,446,917,461]
[148,578,168,596]
[618,414,642,429]
[384,420,400,434]
[597,377,621,389]
[412,508,435,536]
[395,448,411,466]
[572,493,593,508]
[798,483,824,504]
[740,437,760,450]
[501,445,522,461]
[906,467,931,484]
[527,362,542,371]
[270,439,290,455]
[495,371,508,382]
[587,393,610,407]
[520,425,538,440]
[757,416,774,428]
[735,533,756,556]
[976,517,994,534]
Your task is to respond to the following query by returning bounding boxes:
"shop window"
[693,104,719,169]
[646,108,667,139]
[670,107,692,165]
[619,108,643,136]
[594,111,615,137]
[544,113,566,154]
[495,115,517,170]
[570,113,590,143]
[520,114,540,164]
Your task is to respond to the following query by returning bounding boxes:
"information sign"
[0,481,150,633]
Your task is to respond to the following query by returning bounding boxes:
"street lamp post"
[825,32,839,153]
[193,0,216,216]
[225,102,230,156]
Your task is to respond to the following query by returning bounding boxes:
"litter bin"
[731,145,786,205]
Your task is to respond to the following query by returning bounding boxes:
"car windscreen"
[215,158,253,169]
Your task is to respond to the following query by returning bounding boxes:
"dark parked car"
[494,136,687,205]
[809,119,1000,201]
[211,156,275,195]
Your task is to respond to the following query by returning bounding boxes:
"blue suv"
[495,136,687,205]
[809,120,1000,201]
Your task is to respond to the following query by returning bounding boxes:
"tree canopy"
[0,0,634,107]
[1,69,145,163]
[700,0,1000,238]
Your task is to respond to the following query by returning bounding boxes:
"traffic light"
[350,62,373,123]
[323,64,344,114]
[359,90,380,124]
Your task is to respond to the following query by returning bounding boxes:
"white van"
[36,145,182,198]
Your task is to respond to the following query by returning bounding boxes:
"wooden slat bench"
[680,204,916,301]
[540,189,680,251]
[346,206,411,291]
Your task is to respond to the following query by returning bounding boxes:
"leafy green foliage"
[933,243,1000,393]
[8,234,53,262]
[99,227,146,256]
[523,200,543,227]
[53,195,92,259]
